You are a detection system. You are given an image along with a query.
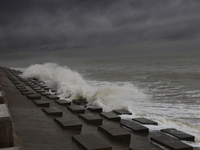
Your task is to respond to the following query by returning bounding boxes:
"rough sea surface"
[17,53,200,147]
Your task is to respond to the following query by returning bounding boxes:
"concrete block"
[87,106,102,113]
[55,100,71,106]
[73,99,87,105]
[54,117,82,131]
[0,104,14,148]
[33,100,50,107]
[100,112,120,122]
[78,114,103,125]
[150,134,193,150]
[46,95,59,100]
[98,124,131,142]
[113,109,132,115]
[0,147,18,150]
[161,128,195,142]
[40,92,51,96]
[72,134,112,150]
[21,92,34,95]
[42,107,63,117]
[132,118,158,125]
[67,106,85,114]
[27,94,41,100]
[120,119,149,133]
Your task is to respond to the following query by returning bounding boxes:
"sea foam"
[22,63,146,112]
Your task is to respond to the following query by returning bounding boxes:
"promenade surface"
[0,67,199,150]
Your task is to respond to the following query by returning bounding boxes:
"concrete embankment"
[0,67,199,150]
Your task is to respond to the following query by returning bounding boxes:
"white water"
[21,62,200,147]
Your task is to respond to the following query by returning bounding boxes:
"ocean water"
[18,53,200,147]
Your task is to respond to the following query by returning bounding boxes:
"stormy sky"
[0,0,200,66]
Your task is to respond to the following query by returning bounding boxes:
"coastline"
[0,67,199,150]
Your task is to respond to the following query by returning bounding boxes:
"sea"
[14,53,200,147]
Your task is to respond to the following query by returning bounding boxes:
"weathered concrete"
[0,104,14,148]
[72,134,112,150]
[33,100,50,107]
[67,106,85,114]
[46,95,59,100]
[54,117,82,131]
[0,147,18,150]
[120,119,149,133]
[113,109,132,115]
[87,106,103,113]
[132,117,158,125]
[161,128,195,142]
[26,94,41,100]
[98,124,131,142]
[78,113,103,125]
[100,112,121,122]
[42,107,63,117]
[55,100,71,106]
[151,134,193,150]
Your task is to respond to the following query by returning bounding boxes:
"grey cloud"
[0,0,200,58]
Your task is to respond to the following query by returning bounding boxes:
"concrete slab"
[161,128,195,142]
[150,134,193,150]
[46,95,59,100]
[0,147,18,150]
[98,124,131,142]
[67,106,85,114]
[27,94,41,100]
[72,134,112,150]
[54,117,82,131]
[19,89,29,92]
[35,89,45,93]
[42,107,63,117]
[78,114,103,125]
[33,100,50,107]
[55,100,71,106]
[0,104,14,148]
[120,119,149,133]
[73,99,87,105]
[100,112,120,122]
[40,92,51,96]
[32,87,42,91]
[132,118,158,125]
[16,86,26,90]
[21,92,35,95]
[113,109,132,115]
[87,106,103,113]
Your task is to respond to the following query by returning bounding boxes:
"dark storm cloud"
[0,0,200,58]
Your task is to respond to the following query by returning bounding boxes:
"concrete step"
[72,134,112,150]
[150,134,193,150]
[161,128,195,142]
[132,118,158,125]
